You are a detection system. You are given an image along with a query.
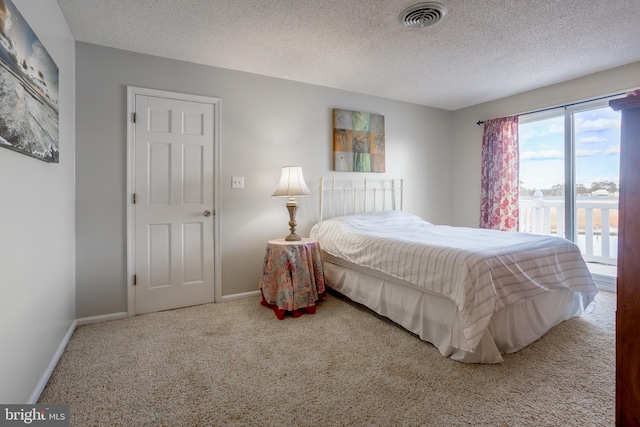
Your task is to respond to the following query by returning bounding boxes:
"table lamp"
[272,166,311,241]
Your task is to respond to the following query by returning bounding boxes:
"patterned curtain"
[479,115,519,231]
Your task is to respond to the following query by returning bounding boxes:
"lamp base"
[285,233,302,241]
[284,199,301,241]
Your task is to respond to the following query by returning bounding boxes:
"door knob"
[204,210,212,217]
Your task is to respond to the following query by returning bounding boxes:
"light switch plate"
[231,177,244,189]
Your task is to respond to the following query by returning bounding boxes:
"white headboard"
[318,177,404,221]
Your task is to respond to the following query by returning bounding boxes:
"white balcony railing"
[519,197,618,266]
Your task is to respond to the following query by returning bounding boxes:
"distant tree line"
[519,180,619,197]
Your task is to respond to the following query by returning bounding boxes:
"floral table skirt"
[259,238,326,319]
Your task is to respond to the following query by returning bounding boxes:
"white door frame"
[126,86,222,316]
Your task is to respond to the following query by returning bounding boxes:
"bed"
[309,178,598,363]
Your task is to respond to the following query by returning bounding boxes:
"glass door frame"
[519,95,622,246]
[565,98,621,243]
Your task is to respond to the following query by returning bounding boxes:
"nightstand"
[259,238,326,319]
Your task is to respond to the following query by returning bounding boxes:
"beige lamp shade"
[271,166,311,198]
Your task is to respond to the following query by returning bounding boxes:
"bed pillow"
[328,210,431,230]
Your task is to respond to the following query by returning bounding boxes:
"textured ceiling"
[56,0,640,110]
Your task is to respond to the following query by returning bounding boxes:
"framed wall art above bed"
[333,109,385,173]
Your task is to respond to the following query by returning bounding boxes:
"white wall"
[75,42,453,318]
[450,61,640,227]
[0,1,75,403]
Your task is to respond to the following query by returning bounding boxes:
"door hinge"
[132,193,136,204]
[133,274,137,286]
[132,112,136,123]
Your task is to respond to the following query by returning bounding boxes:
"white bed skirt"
[323,259,591,363]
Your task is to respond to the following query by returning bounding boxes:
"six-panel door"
[134,95,215,314]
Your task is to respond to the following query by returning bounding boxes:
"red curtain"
[479,116,519,231]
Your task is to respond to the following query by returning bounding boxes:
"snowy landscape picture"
[0,0,59,162]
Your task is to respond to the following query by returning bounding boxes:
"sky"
[518,106,621,192]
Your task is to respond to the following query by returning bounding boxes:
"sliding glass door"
[518,98,621,267]
[571,104,620,265]
[519,111,566,236]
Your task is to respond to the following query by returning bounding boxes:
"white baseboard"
[28,312,127,403]
[221,289,261,302]
[75,312,128,326]
[592,273,617,293]
[27,320,77,404]
[29,296,252,403]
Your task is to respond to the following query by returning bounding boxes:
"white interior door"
[133,94,215,314]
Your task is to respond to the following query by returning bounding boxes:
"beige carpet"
[39,290,615,426]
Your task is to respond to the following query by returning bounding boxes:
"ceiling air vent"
[398,2,447,28]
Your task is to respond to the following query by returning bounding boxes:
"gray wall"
[0,1,75,403]
[75,42,454,318]
[450,61,640,227]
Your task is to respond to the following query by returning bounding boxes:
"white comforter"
[310,211,598,353]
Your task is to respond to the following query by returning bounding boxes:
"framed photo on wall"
[333,109,385,172]
[0,0,59,163]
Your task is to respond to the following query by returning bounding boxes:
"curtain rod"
[475,92,628,125]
